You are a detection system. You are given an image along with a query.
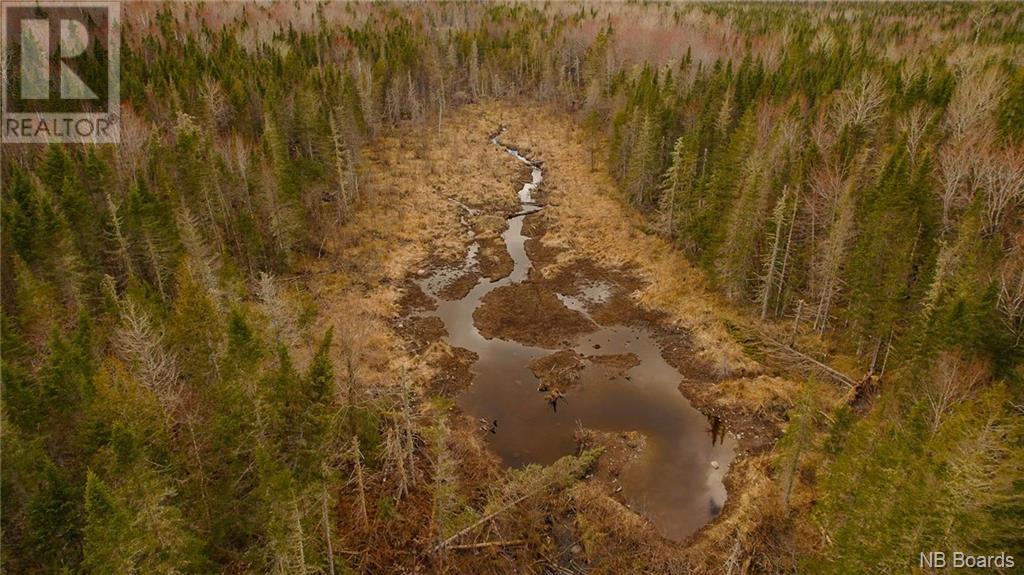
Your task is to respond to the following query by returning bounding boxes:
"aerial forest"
[1,2,1022,573]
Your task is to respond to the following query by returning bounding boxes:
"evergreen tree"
[625,110,664,209]
[659,133,699,243]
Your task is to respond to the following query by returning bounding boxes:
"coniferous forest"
[2,2,1023,573]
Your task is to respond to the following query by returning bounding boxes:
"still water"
[415,133,735,541]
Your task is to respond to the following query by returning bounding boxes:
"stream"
[414,131,736,541]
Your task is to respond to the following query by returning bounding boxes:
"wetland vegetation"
[2,2,1022,573]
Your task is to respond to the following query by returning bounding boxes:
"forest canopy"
[2,2,1022,573]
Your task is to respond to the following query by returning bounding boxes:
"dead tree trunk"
[351,437,369,530]
[775,192,799,317]
[790,299,804,347]
[400,374,418,487]
[321,484,336,575]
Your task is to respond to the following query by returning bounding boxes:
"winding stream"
[415,131,736,541]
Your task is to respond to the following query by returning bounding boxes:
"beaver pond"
[413,131,736,541]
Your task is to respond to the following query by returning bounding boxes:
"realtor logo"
[2,1,120,143]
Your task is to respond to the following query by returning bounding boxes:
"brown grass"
[291,101,812,573]
[484,103,762,376]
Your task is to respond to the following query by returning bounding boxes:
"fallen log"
[729,321,857,388]
[434,490,536,552]
[776,342,856,388]
[449,539,528,551]
[507,207,544,219]
[433,450,598,553]
[445,196,477,215]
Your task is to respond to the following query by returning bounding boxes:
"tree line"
[2,2,1021,572]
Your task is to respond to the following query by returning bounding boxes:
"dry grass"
[563,483,687,573]
[683,454,808,574]
[297,106,522,388]
[482,103,761,376]
[289,101,812,573]
[477,101,817,571]
[714,375,800,415]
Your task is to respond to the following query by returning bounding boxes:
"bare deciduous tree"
[199,76,233,131]
[945,63,1004,142]
[925,351,988,433]
[936,139,977,232]
[255,271,299,345]
[997,247,1024,345]
[117,106,151,181]
[115,298,181,408]
[900,104,934,167]
[810,111,835,156]
[831,73,886,129]
[978,146,1024,236]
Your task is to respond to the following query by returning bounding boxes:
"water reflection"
[710,415,727,447]
[412,132,736,541]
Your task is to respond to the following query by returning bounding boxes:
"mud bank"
[402,128,738,541]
